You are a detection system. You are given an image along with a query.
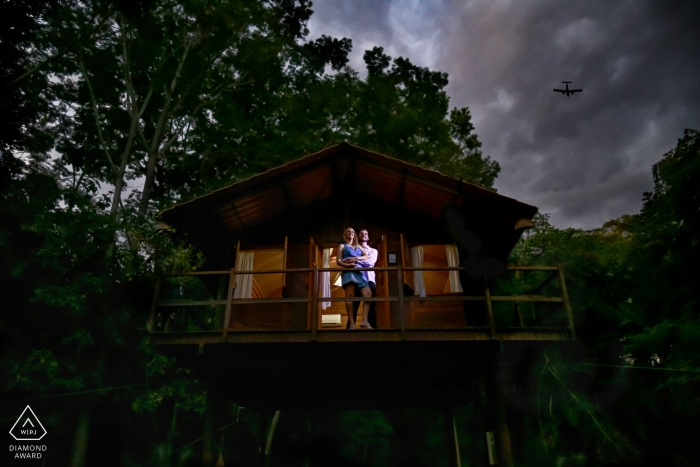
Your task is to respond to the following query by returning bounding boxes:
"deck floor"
[148,327,572,345]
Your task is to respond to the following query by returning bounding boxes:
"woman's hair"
[343,226,359,248]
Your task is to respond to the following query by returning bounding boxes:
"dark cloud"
[308,0,449,75]
[309,0,700,229]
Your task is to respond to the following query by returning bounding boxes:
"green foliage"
[337,410,394,466]
[132,356,205,415]
[4,0,699,462]
[505,128,700,465]
[0,0,56,182]
[534,354,640,464]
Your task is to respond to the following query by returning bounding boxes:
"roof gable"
[160,143,537,235]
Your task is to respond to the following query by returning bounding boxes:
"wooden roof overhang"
[159,143,538,252]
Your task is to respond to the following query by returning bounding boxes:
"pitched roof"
[160,142,537,234]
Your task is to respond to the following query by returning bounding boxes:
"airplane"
[553,81,582,96]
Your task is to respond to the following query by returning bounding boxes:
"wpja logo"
[9,406,47,460]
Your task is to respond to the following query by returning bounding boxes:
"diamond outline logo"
[9,406,47,441]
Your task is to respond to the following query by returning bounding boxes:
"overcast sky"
[307,0,700,229]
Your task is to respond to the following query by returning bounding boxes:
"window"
[234,249,284,298]
[410,245,462,296]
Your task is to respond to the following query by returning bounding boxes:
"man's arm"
[356,248,378,267]
[336,245,357,268]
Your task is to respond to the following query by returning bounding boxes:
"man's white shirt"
[357,247,378,283]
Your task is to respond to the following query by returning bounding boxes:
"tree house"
[148,143,576,466]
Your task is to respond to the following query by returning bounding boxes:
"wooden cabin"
[146,143,577,466]
[148,142,575,346]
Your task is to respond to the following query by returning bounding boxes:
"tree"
[502,129,700,465]
[275,45,501,189]
[2,1,506,464]
[0,0,58,188]
[33,0,310,223]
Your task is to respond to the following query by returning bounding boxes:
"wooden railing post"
[312,265,319,341]
[397,264,406,340]
[233,239,241,289]
[557,265,576,340]
[283,236,288,287]
[222,268,236,339]
[485,278,496,340]
[147,275,162,332]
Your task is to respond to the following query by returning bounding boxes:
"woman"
[336,227,373,329]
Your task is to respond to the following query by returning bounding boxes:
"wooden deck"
[149,328,572,345]
[147,265,576,345]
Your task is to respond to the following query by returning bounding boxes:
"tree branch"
[136,34,198,219]
[77,51,117,175]
[149,34,196,155]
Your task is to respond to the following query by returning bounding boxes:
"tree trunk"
[481,354,515,467]
[264,411,281,467]
[137,151,159,219]
[202,390,227,467]
[496,414,515,467]
[258,411,268,467]
[445,407,462,467]
[303,411,312,467]
[70,404,90,467]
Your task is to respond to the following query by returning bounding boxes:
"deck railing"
[148,265,575,343]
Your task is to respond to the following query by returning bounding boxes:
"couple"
[336,227,378,330]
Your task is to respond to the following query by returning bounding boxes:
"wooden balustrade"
[147,265,576,344]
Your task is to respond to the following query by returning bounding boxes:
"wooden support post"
[379,235,390,328]
[496,358,515,467]
[479,371,497,466]
[399,233,407,338]
[147,275,162,332]
[283,236,288,287]
[264,410,281,467]
[479,350,516,467]
[398,263,405,340]
[70,403,90,467]
[480,359,515,466]
[400,232,411,288]
[557,265,576,340]
[307,237,314,330]
[258,410,268,467]
[312,265,319,341]
[496,409,515,467]
[222,268,236,339]
[485,278,497,340]
[202,386,228,467]
[515,302,525,328]
[215,274,228,331]
[445,407,462,467]
[486,431,497,465]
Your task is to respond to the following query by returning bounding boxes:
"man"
[345,228,378,329]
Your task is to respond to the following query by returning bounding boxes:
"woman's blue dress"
[341,244,369,288]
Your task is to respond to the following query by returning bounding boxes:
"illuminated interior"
[419,245,452,295]
[245,249,284,298]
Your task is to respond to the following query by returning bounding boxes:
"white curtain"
[233,251,255,299]
[411,246,426,297]
[445,245,463,293]
[321,248,331,309]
